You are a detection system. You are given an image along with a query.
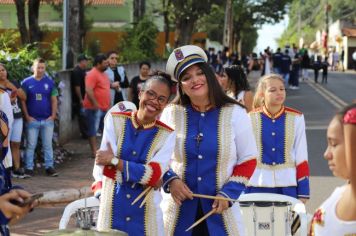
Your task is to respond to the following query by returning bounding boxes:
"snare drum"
[75,206,99,230]
[240,201,293,236]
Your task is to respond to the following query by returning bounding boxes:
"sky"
[255,15,289,53]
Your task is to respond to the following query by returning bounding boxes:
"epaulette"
[111,111,131,118]
[156,120,174,132]
[285,106,302,115]
[249,107,263,114]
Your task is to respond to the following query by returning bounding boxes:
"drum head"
[45,229,128,236]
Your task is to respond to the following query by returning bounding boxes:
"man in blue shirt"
[21,58,58,177]
[280,49,292,87]
[272,48,283,75]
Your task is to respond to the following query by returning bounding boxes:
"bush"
[118,17,159,63]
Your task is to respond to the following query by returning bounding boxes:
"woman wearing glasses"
[92,72,176,235]
[160,45,257,236]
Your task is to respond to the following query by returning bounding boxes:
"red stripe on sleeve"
[232,158,257,179]
[147,162,162,186]
[103,165,117,179]
[91,181,102,193]
[297,161,310,180]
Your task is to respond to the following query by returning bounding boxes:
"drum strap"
[291,211,301,235]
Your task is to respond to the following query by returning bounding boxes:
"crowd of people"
[0,43,355,235]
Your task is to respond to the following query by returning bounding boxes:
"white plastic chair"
[59,196,100,229]
[239,193,308,236]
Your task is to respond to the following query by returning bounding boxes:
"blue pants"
[25,119,54,170]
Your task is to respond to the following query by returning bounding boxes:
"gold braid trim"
[97,178,115,231]
[144,192,158,236]
[217,106,238,235]
[164,105,187,236]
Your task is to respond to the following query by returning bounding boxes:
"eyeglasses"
[144,90,168,105]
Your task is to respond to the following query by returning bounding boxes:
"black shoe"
[12,168,26,179]
[46,167,59,177]
[24,169,34,177]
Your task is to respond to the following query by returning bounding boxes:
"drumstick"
[185,208,216,232]
[131,186,152,205]
[192,193,238,203]
[139,188,153,208]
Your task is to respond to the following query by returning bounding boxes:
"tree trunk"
[174,16,196,47]
[162,0,170,47]
[223,0,233,50]
[68,0,81,67]
[28,0,42,43]
[14,0,29,44]
[78,0,85,52]
[133,0,145,23]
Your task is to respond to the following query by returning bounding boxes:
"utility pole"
[223,0,233,50]
[324,1,331,54]
[62,0,69,70]
[297,0,301,41]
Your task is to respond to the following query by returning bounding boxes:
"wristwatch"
[111,157,119,166]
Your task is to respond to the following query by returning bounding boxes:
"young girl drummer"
[310,103,356,235]
[247,74,310,203]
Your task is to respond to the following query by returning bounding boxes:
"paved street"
[10,70,356,235]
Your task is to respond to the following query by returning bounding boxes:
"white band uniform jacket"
[248,106,310,198]
[160,104,258,236]
[92,111,176,235]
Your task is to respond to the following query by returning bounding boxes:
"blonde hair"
[253,74,285,109]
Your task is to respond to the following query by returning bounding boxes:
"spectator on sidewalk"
[21,58,58,177]
[83,54,110,159]
[272,48,282,75]
[0,64,27,178]
[105,51,129,105]
[280,49,292,88]
[129,61,151,108]
[301,50,311,80]
[321,57,329,84]
[313,56,322,83]
[290,46,301,90]
[0,64,14,170]
[71,54,89,139]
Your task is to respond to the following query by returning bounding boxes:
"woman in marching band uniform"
[310,104,356,235]
[247,74,310,202]
[92,72,175,235]
[160,45,258,236]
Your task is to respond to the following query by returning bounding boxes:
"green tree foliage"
[169,0,224,46]
[0,30,58,81]
[197,4,225,42]
[197,0,291,53]
[118,17,159,63]
[279,0,356,47]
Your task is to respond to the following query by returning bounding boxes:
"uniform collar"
[191,102,214,112]
[131,112,156,129]
[262,105,285,119]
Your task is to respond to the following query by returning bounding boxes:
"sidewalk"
[11,138,95,235]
